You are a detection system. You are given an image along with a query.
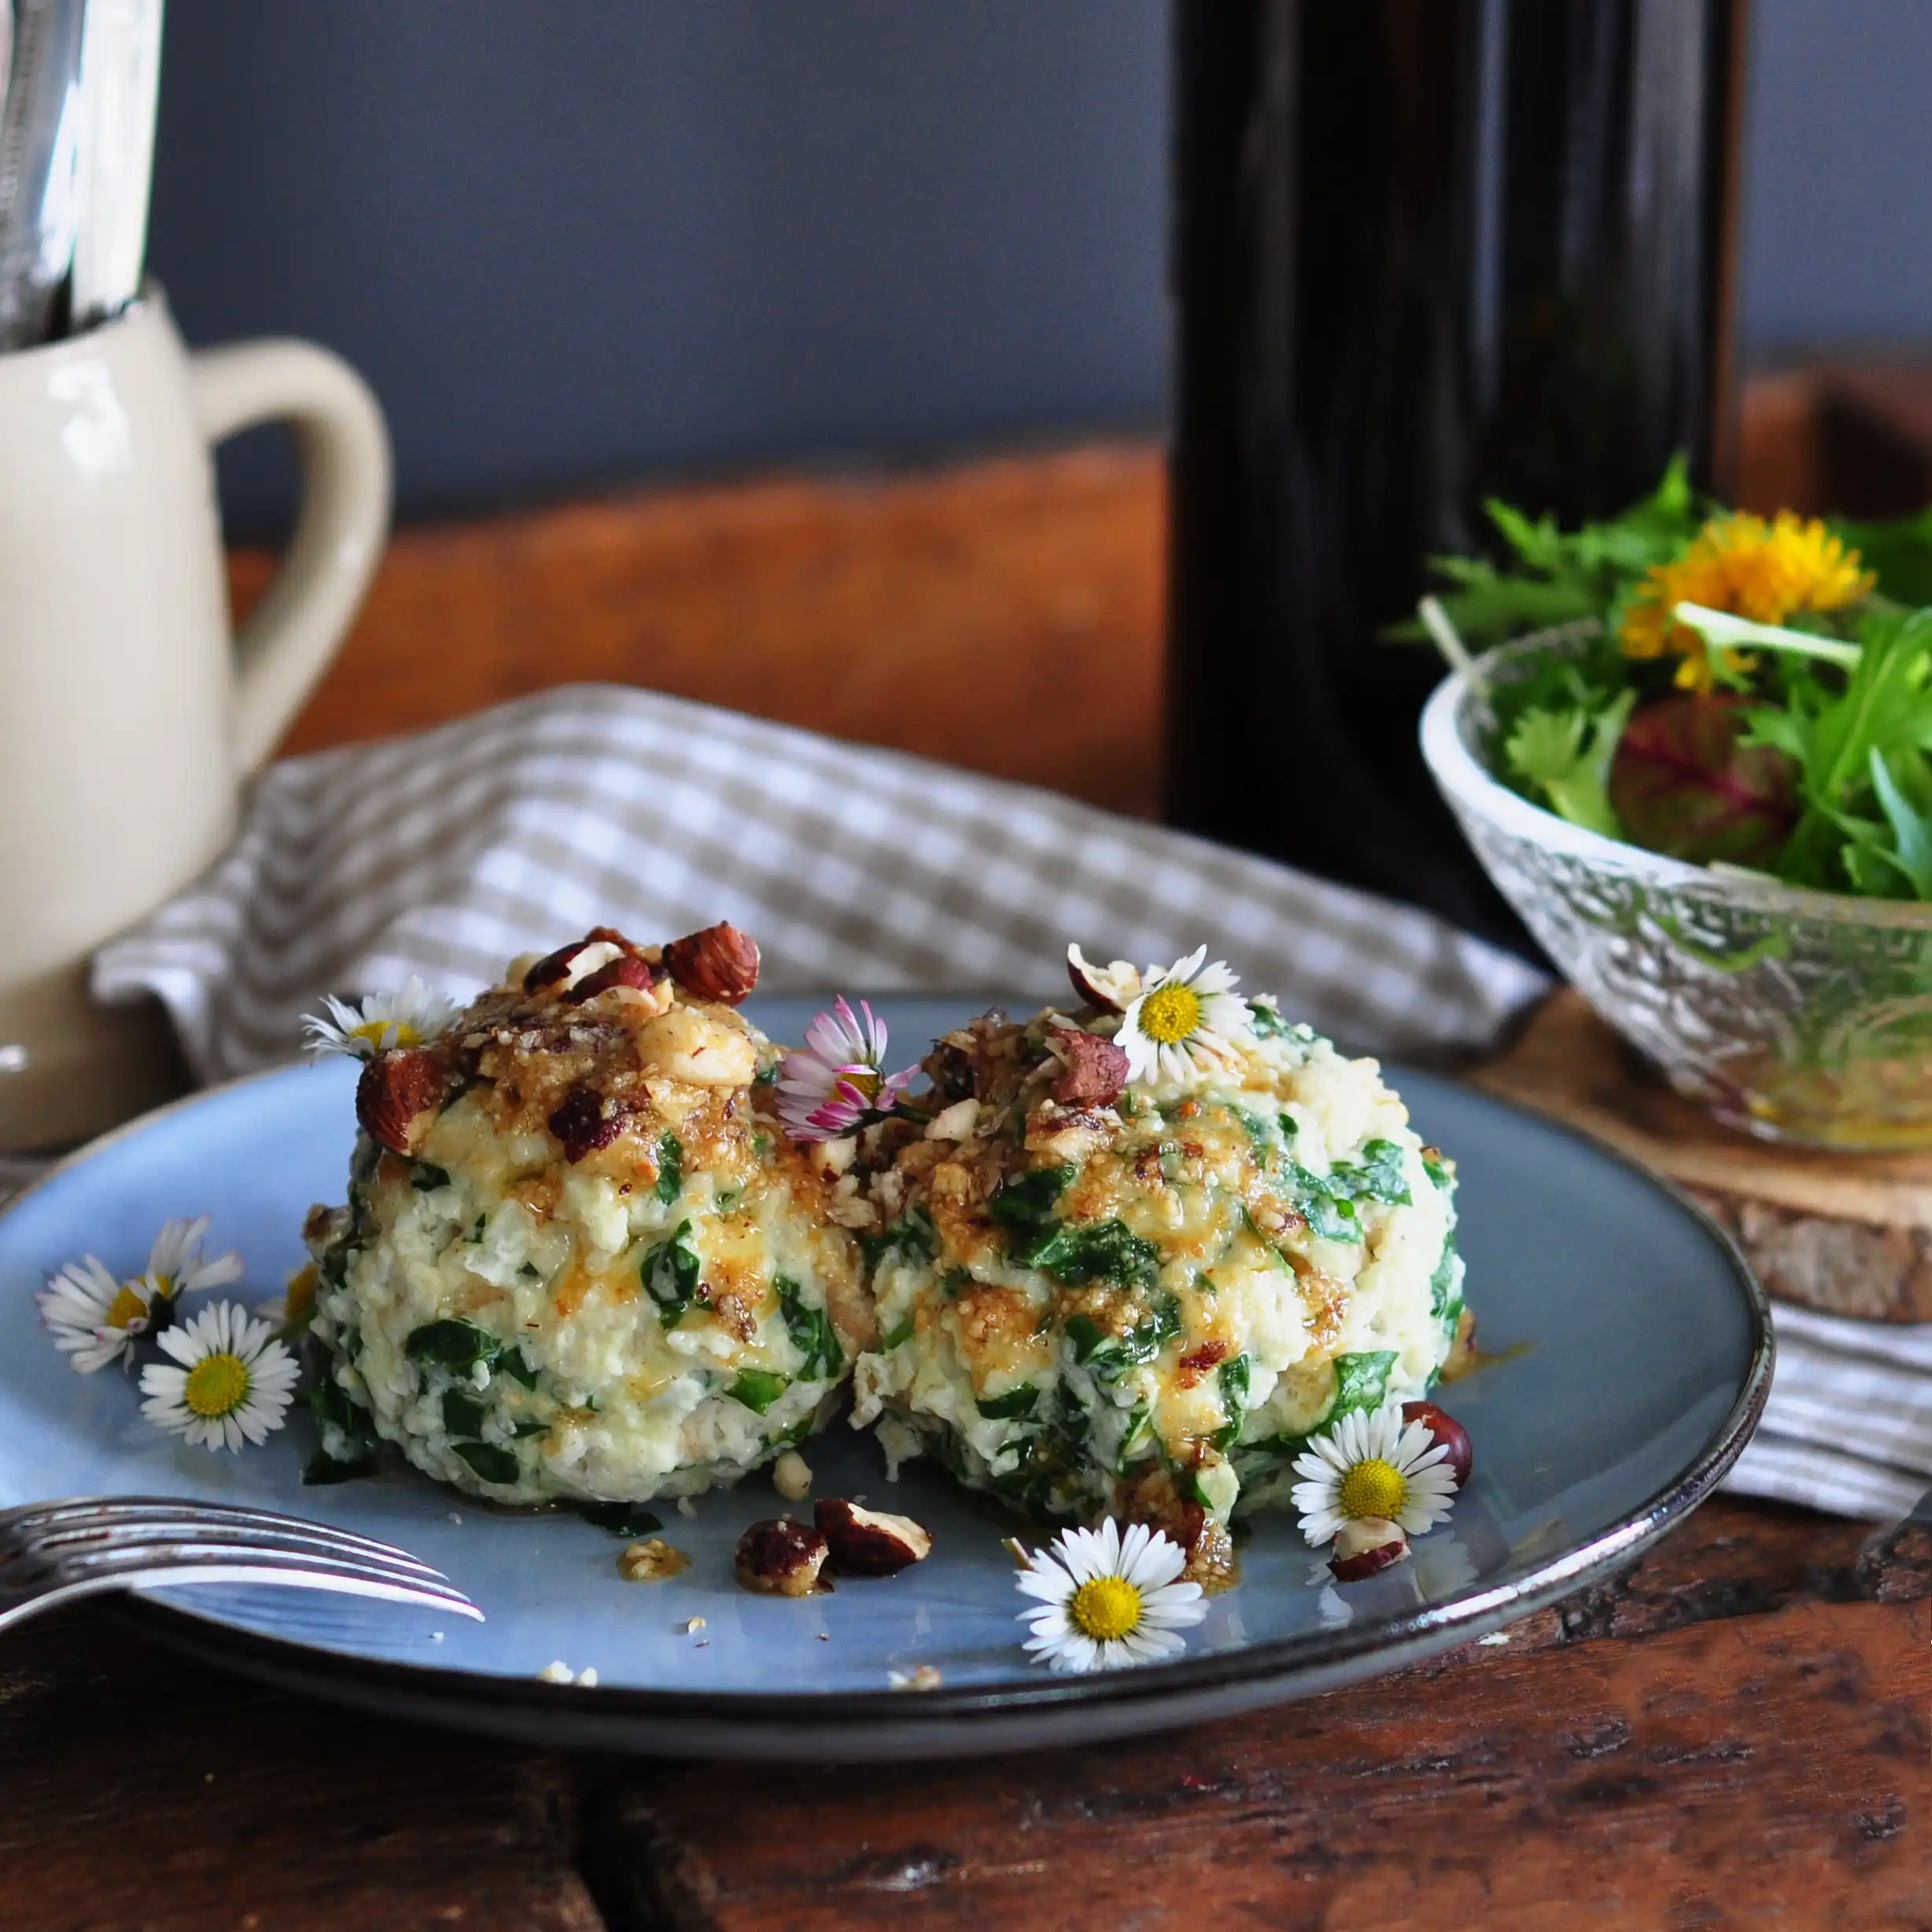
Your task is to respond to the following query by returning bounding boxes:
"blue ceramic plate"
[0,997,1770,1760]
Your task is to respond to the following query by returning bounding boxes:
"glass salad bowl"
[1421,640,1932,1150]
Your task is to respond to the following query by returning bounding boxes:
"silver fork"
[0,1496,482,1633]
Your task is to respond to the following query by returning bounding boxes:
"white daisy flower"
[35,1255,149,1373]
[1115,947,1255,1085]
[1290,1400,1459,1548]
[1015,1517,1207,1673]
[776,997,918,1142]
[138,1301,300,1452]
[302,975,456,1060]
[144,1215,244,1299]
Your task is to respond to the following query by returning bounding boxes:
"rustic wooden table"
[7,422,1932,1929]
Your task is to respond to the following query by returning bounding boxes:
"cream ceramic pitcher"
[0,286,389,1150]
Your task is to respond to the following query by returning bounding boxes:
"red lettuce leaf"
[1607,695,1799,866]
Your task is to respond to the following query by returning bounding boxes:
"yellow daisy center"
[105,1284,149,1329]
[1137,983,1204,1046]
[1068,1574,1143,1643]
[352,1018,418,1049]
[1338,1458,1407,1521]
[841,1067,882,1100]
[183,1352,250,1420]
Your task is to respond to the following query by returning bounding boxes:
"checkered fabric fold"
[83,682,1932,1524]
[91,684,1544,1082]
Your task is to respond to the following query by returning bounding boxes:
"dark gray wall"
[146,0,1928,536]
[1738,0,1932,358]
[149,0,1167,533]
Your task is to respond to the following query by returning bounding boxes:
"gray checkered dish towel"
[86,683,1932,1524]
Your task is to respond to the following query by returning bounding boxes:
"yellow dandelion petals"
[1620,511,1875,694]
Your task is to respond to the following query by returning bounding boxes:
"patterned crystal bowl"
[1421,640,1932,1150]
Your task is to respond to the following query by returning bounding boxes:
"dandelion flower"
[1115,948,1254,1085]
[1621,511,1874,693]
[1015,1517,1206,1673]
[1290,1400,1458,1550]
[303,976,456,1060]
[138,1301,299,1452]
[776,997,918,1142]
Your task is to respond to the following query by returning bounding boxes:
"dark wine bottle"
[1165,0,1746,949]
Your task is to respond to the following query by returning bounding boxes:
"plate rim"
[6,1039,1775,1757]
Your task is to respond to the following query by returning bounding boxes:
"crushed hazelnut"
[617,1537,691,1583]
[810,1135,858,1178]
[772,1448,813,1502]
[924,1097,980,1141]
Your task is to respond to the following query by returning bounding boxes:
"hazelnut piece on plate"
[735,1517,831,1596]
[815,1499,933,1576]
[1327,1515,1410,1583]
[1401,1400,1474,1488]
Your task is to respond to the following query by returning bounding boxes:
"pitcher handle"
[187,341,392,774]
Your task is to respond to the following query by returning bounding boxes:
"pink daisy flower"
[776,998,918,1142]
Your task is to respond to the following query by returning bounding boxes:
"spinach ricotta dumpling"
[302,924,869,1504]
[849,946,1469,1580]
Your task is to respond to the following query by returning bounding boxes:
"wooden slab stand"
[1473,988,1932,1322]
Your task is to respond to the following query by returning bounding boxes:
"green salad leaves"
[1417,461,1932,900]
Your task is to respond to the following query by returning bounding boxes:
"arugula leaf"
[882,1314,915,1349]
[1288,1140,1414,1238]
[1289,1171,1362,1243]
[1325,1350,1397,1425]
[453,1440,522,1486]
[726,1369,791,1414]
[641,1221,702,1328]
[1329,1139,1412,1208]
[655,1131,683,1206]
[776,1274,842,1380]
[1247,997,1291,1039]
[1064,1294,1182,1384]
[1505,688,1635,839]
[303,1449,377,1485]
[577,1501,664,1537]
[1430,1237,1465,1323]
[1395,455,1702,648]
[1748,607,1932,890]
[1030,1218,1162,1292]
[441,1389,489,1438]
[405,1318,500,1373]
[497,1347,540,1390]
[1861,747,1932,900]
[411,1162,452,1192]
[987,1167,1076,1263]
[1113,1401,1155,1474]
[1212,1352,1251,1451]
[860,1207,938,1271]
[975,1383,1040,1421]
